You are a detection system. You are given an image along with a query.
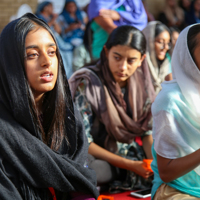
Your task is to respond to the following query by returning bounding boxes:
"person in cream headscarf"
[151,23,200,199]
[143,21,172,94]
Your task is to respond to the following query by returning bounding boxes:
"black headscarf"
[0,13,98,199]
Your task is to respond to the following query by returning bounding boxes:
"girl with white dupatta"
[151,24,200,199]
[143,21,172,94]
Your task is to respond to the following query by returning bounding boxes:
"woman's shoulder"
[152,82,184,115]
[71,66,99,80]
[76,78,88,93]
[69,66,103,98]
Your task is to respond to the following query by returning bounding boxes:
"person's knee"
[88,156,116,185]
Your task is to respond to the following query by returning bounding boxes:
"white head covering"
[172,24,200,116]
[152,24,200,175]
[143,21,170,94]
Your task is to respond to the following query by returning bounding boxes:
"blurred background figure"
[165,26,180,81]
[9,4,32,21]
[72,24,92,72]
[170,26,180,54]
[179,0,192,13]
[158,0,185,30]
[36,1,74,78]
[57,0,87,47]
[142,0,155,22]
[87,0,148,60]
[143,21,172,94]
[186,0,200,25]
[36,1,61,34]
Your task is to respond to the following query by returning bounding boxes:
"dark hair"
[83,21,93,53]
[65,0,76,8]
[179,0,191,11]
[155,23,170,38]
[170,26,181,35]
[36,1,52,14]
[102,25,146,57]
[187,24,200,64]
[41,2,52,12]
[15,14,74,150]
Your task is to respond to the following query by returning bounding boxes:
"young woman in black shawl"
[0,13,98,200]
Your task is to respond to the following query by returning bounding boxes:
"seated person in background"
[143,21,172,94]
[0,13,98,200]
[170,27,180,53]
[159,0,185,30]
[69,26,155,190]
[36,1,74,78]
[179,0,192,13]
[72,43,91,72]
[72,21,95,72]
[165,27,180,81]
[72,34,91,72]
[35,1,61,34]
[152,23,200,200]
[87,0,147,60]
[58,0,87,47]
[186,0,200,25]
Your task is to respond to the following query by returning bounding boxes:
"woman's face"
[66,2,77,13]
[24,27,58,98]
[194,0,200,12]
[45,4,53,15]
[105,45,145,87]
[154,30,171,61]
[171,31,179,49]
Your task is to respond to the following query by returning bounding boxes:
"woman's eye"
[48,50,56,56]
[128,59,135,64]
[27,53,39,59]
[114,56,120,61]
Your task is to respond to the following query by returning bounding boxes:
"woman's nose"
[40,53,52,68]
[119,60,127,71]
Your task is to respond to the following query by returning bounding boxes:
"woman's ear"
[104,45,108,58]
[138,54,146,67]
[141,54,146,62]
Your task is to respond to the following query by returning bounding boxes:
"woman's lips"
[117,73,126,77]
[40,73,53,82]
[159,51,166,56]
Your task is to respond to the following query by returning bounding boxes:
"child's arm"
[157,149,200,183]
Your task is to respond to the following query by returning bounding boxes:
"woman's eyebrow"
[26,43,56,50]
[156,38,168,41]
[48,43,56,47]
[26,45,38,50]
[113,52,137,59]
[113,52,121,56]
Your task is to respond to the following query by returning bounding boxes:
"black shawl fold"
[0,13,98,199]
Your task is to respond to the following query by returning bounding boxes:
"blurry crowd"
[34,0,199,81]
